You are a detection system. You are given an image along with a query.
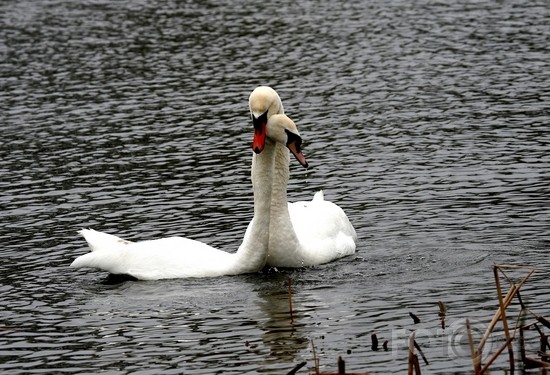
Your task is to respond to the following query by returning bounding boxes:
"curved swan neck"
[269,142,300,245]
[272,142,291,203]
[252,142,277,216]
[232,141,276,271]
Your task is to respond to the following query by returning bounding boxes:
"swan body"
[276,190,357,267]
[72,223,260,280]
[249,86,357,268]
[71,111,309,280]
[71,86,356,279]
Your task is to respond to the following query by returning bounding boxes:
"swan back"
[288,191,357,265]
[72,235,237,280]
[78,229,131,251]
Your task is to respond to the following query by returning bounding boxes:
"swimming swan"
[249,86,357,268]
[70,112,308,280]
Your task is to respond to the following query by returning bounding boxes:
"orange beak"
[252,111,268,154]
[285,130,308,168]
[288,141,308,168]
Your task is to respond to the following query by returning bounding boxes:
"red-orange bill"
[252,121,266,154]
[288,142,308,168]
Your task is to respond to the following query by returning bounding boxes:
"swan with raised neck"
[70,104,307,280]
[249,86,357,268]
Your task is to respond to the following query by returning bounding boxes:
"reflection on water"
[257,277,310,362]
[1,0,549,373]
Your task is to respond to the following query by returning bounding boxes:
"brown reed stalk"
[408,331,422,375]
[337,356,345,375]
[523,357,550,368]
[311,338,319,375]
[414,339,429,366]
[476,284,518,356]
[476,265,534,357]
[479,337,514,373]
[288,276,294,322]
[438,301,446,330]
[493,265,515,372]
[287,361,307,375]
[479,265,543,373]
[408,331,415,375]
[466,318,481,373]
[497,266,535,296]
[413,355,421,375]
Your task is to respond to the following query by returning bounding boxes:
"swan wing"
[78,228,132,251]
[71,230,236,280]
[288,191,357,266]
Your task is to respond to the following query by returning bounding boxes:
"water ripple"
[1,0,548,374]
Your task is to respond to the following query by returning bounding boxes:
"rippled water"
[1,0,549,373]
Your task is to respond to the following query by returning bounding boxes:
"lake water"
[1,0,549,374]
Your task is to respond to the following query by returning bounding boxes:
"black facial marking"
[252,110,268,131]
[285,129,303,152]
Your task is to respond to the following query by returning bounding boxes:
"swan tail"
[70,249,127,275]
[72,229,132,274]
[71,251,102,269]
[313,190,324,202]
[78,228,133,252]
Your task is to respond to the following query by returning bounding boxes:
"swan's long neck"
[232,141,276,272]
[267,142,301,258]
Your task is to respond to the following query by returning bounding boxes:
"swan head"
[249,86,284,154]
[266,114,309,168]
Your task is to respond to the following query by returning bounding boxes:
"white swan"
[70,112,308,280]
[249,86,357,268]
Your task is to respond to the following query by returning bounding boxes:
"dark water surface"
[1,0,549,373]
